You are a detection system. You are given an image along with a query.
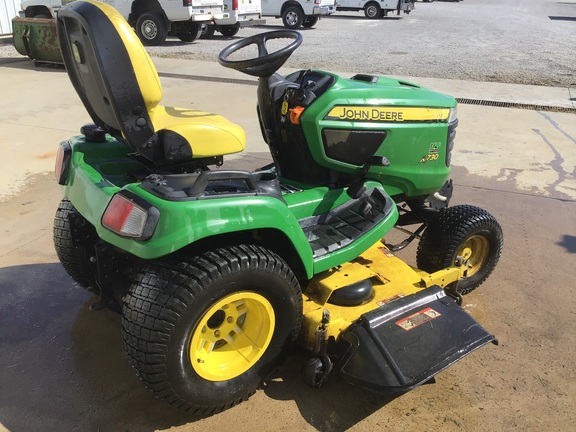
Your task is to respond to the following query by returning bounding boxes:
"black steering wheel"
[218,30,303,78]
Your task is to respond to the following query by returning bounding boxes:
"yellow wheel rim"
[189,292,275,381]
[457,235,490,277]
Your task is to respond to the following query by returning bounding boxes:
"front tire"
[122,244,302,414]
[302,16,319,28]
[200,24,216,39]
[220,26,239,37]
[416,205,503,295]
[176,23,202,42]
[282,6,304,29]
[135,13,167,46]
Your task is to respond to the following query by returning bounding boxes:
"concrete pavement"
[0,55,575,202]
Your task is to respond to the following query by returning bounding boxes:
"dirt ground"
[0,159,575,431]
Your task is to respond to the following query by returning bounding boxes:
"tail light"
[315,0,321,4]
[232,0,238,10]
[183,0,192,6]
[102,191,159,240]
[55,140,72,185]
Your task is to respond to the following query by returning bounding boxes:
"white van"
[336,0,413,18]
[202,0,265,37]
[261,0,336,29]
[19,0,226,44]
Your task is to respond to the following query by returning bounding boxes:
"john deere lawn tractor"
[53,0,503,415]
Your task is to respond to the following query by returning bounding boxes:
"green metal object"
[299,72,457,197]
[12,17,63,64]
[61,135,401,278]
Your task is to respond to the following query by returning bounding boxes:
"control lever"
[320,156,390,225]
[347,156,390,199]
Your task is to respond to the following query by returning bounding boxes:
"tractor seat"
[57,0,245,166]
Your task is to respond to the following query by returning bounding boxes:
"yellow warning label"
[325,106,450,122]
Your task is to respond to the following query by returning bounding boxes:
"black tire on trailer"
[122,244,302,414]
[416,205,503,295]
[220,26,239,37]
[282,6,304,29]
[135,13,167,46]
[53,198,99,294]
[302,16,319,28]
[364,2,381,19]
[176,22,203,42]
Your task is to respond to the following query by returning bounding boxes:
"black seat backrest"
[57,0,162,162]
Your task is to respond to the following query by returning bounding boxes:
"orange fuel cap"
[289,106,305,124]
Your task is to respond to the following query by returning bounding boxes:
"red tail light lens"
[183,0,192,6]
[232,0,238,10]
[102,192,159,240]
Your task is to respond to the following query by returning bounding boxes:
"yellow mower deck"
[300,241,462,352]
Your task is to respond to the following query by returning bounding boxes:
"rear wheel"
[176,22,202,42]
[282,6,304,29]
[135,13,167,46]
[416,205,503,295]
[122,244,302,414]
[302,16,319,28]
[53,199,99,294]
[364,2,381,19]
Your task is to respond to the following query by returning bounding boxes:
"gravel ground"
[2,0,575,87]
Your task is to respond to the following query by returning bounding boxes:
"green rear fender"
[100,186,315,277]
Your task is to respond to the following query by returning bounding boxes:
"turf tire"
[122,244,302,414]
[53,198,99,294]
[416,205,503,295]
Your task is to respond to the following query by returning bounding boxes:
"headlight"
[448,106,458,124]
[446,109,458,167]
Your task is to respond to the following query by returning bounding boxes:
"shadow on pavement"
[0,260,392,431]
[0,262,196,431]
[263,349,399,432]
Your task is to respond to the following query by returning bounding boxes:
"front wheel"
[135,13,167,46]
[282,6,304,29]
[220,26,239,37]
[200,24,216,39]
[416,205,503,295]
[302,16,319,28]
[122,244,302,414]
[176,22,202,42]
